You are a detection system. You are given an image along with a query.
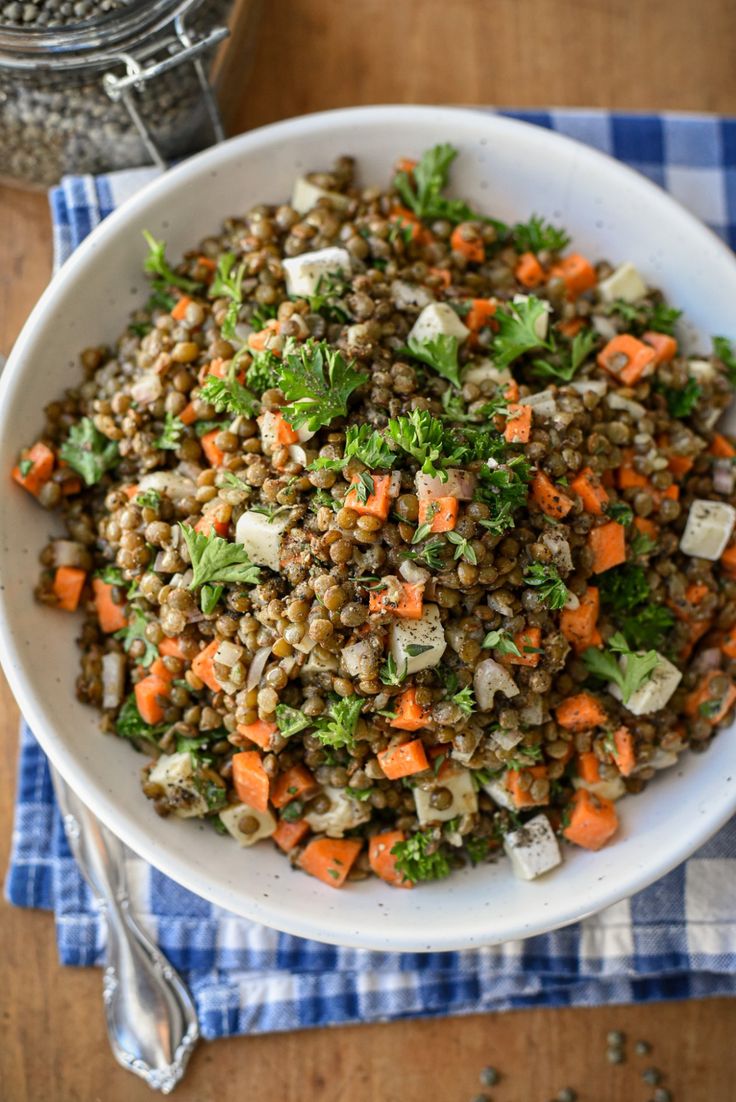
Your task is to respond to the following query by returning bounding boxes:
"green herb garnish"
[116,693,167,742]
[390,829,451,883]
[523,562,569,609]
[582,632,659,705]
[445,530,478,564]
[402,333,461,387]
[513,214,570,255]
[392,143,502,229]
[531,327,597,383]
[142,231,201,294]
[312,694,365,751]
[277,339,367,432]
[491,297,551,367]
[275,704,311,738]
[209,252,245,340]
[199,373,259,417]
[114,608,158,667]
[482,629,522,657]
[180,524,261,598]
[156,411,185,451]
[59,417,119,486]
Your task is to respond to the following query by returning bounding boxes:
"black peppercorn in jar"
[0,0,236,188]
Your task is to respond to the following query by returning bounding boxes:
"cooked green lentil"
[14,143,736,890]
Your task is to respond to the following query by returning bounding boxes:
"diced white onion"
[473,658,519,711]
[101,652,126,709]
[608,393,646,418]
[246,646,271,691]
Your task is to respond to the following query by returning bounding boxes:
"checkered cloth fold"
[6,110,736,1039]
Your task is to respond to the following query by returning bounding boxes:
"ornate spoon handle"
[52,766,200,1094]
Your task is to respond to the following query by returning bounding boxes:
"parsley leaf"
[247,349,280,395]
[475,456,531,535]
[275,704,311,738]
[608,299,682,337]
[344,786,374,801]
[523,562,569,609]
[209,252,245,340]
[199,373,259,417]
[379,654,409,686]
[620,604,675,651]
[513,214,570,255]
[451,684,476,716]
[156,411,185,451]
[200,584,223,615]
[388,409,466,480]
[713,336,736,386]
[277,340,367,431]
[403,333,461,387]
[135,489,161,510]
[491,297,551,367]
[390,829,451,883]
[464,836,491,865]
[310,423,397,473]
[606,502,634,526]
[180,523,261,591]
[655,376,701,418]
[59,417,119,486]
[116,693,167,742]
[482,629,522,657]
[648,302,682,336]
[18,458,34,478]
[352,470,375,505]
[598,563,648,614]
[582,632,659,705]
[312,695,365,750]
[114,608,158,667]
[630,529,657,556]
[445,530,478,564]
[142,230,201,294]
[531,327,597,383]
[250,303,278,331]
[393,143,502,229]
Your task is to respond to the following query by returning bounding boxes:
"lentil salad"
[12,144,736,889]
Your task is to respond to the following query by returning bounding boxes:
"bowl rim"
[2,103,736,950]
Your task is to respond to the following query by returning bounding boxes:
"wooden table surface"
[2,2,736,1099]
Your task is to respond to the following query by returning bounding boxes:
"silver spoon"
[51,765,200,1093]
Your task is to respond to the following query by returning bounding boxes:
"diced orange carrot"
[680,619,711,662]
[159,637,187,660]
[633,515,658,541]
[721,543,736,575]
[710,433,736,459]
[194,512,229,538]
[179,402,198,426]
[200,430,225,468]
[273,818,310,853]
[556,692,608,731]
[722,626,736,660]
[390,687,429,731]
[514,251,546,288]
[12,441,55,497]
[661,484,679,503]
[299,838,362,888]
[237,719,278,751]
[121,483,139,499]
[505,765,549,809]
[389,205,422,242]
[198,357,227,385]
[418,495,458,532]
[231,751,270,813]
[685,670,736,726]
[618,466,650,491]
[197,255,217,272]
[642,330,677,364]
[505,626,542,668]
[505,404,532,444]
[247,318,280,352]
[571,466,609,515]
[504,379,520,403]
[395,157,418,175]
[171,295,191,321]
[369,581,424,620]
[369,831,413,889]
[428,266,452,289]
[465,298,497,331]
[560,587,600,653]
[557,317,585,339]
[588,521,626,574]
[550,253,597,298]
[149,656,174,682]
[345,473,392,520]
[378,738,429,780]
[92,578,127,633]
[52,566,86,612]
[563,789,618,851]
[667,452,694,477]
[60,476,83,495]
[272,413,298,445]
[597,334,656,386]
[530,469,574,519]
[611,726,636,777]
[450,224,485,263]
[191,639,220,693]
[577,751,602,785]
[134,674,171,725]
[270,764,318,809]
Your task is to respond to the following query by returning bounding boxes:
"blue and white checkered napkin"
[6,110,736,1039]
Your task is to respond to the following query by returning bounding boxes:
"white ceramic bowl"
[1,106,735,951]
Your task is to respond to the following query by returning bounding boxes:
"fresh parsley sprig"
[450,684,476,716]
[199,373,259,417]
[475,456,531,536]
[142,231,201,294]
[512,214,570,255]
[491,297,552,367]
[310,423,397,472]
[116,692,168,742]
[246,349,280,395]
[392,144,503,230]
[59,417,119,485]
[312,695,365,750]
[523,562,569,609]
[655,377,702,419]
[531,328,597,383]
[275,704,311,738]
[156,411,185,451]
[390,828,451,883]
[402,333,461,387]
[379,654,409,686]
[583,632,659,705]
[388,409,466,481]
[114,608,158,667]
[277,340,367,432]
[209,252,246,340]
[180,524,260,609]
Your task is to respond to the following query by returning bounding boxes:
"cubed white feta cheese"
[513,293,551,339]
[608,651,682,716]
[219,802,276,846]
[304,786,371,837]
[408,302,470,346]
[688,358,717,383]
[390,279,435,310]
[503,814,562,881]
[148,752,209,819]
[680,499,736,560]
[597,261,648,304]
[389,603,447,674]
[483,777,516,811]
[235,508,293,571]
[282,246,352,298]
[291,175,351,215]
[413,768,478,825]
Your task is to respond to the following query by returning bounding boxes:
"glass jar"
[0,0,234,189]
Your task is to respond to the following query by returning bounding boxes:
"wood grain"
[2,2,736,1099]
